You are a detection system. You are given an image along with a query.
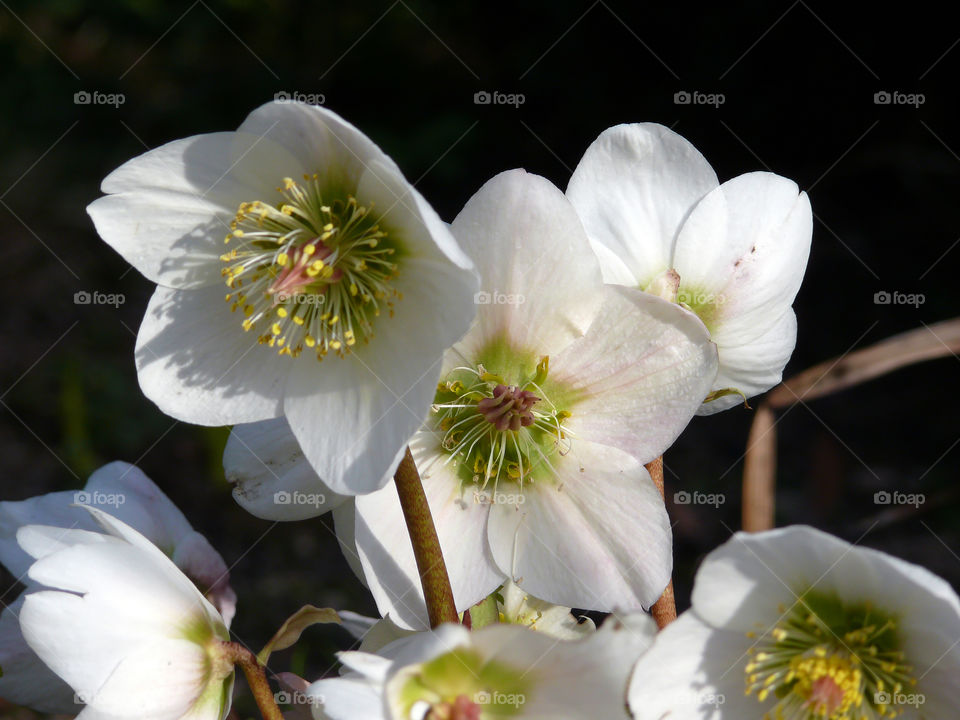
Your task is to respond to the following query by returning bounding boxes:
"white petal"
[136,284,286,426]
[332,500,366,587]
[487,440,671,612]
[354,435,503,630]
[20,590,176,707]
[281,278,461,496]
[15,525,110,562]
[22,537,206,636]
[469,621,652,720]
[380,622,471,668]
[450,169,604,356]
[629,612,761,720]
[1,500,102,578]
[691,526,832,632]
[697,309,796,415]
[2,461,188,576]
[0,595,78,714]
[551,285,717,461]
[674,172,812,346]
[225,418,347,520]
[78,638,213,720]
[236,102,395,193]
[336,651,392,683]
[356,158,475,276]
[171,531,237,628]
[567,123,719,287]
[85,461,194,548]
[694,524,960,654]
[305,676,386,720]
[91,130,306,289]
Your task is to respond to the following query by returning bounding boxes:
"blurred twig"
[742,317,960,532]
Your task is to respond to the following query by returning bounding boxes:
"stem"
[394,446,459,627]
[646,456,677,629]
[742,403,777,531]
[217,642,283,720]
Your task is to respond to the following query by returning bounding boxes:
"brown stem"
[217,642,283,720]
[742,403,777,531]
[646,456,677,629]
[394,447,459,627]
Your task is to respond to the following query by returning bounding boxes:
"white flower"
[628,526,960,719]
[88,101,478,495]
[0,461,235,714]
[15,506,235,720]
[307,614,655,720]
[351,169,717,628]
[567,123,813,413]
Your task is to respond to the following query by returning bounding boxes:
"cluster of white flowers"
[3,102,954,720]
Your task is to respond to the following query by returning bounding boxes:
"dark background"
[1,1,958,716]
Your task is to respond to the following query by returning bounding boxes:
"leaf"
[257,606,340,665]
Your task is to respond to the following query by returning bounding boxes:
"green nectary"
[431,337,583,493]
[395,647,530,719]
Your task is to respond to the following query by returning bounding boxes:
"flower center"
[220,175,401,360]
[744,591,917,719]
[432,357,571,494]
[425,695,481,720]
[394,649,527,720]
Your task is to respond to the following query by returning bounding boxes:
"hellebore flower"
[88,101,477,495]
[567,123,812,413]
[628,526,960,719]
[17,506,236,720]
[307,614,654,720]
[0,461,235,714]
